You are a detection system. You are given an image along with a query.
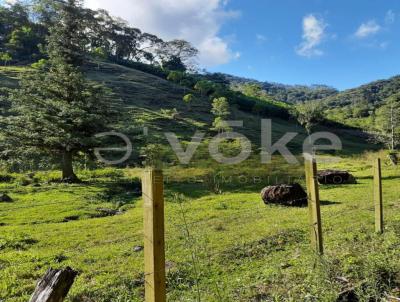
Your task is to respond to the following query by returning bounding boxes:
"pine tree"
[1,0,118,181]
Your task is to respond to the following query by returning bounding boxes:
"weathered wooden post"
[373,158,384,233]
[29,267,77,302]
[142,168,166,302]
[304,156,324,255]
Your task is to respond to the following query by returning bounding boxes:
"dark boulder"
[317,170,356,185]
[0,193,13,203]
[261,183,307,206]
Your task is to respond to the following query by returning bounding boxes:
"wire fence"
[1,159,400,301]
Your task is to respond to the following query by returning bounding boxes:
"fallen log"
[29,267,77,302]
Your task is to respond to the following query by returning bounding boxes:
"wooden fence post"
[373,158,383,234]
[304,156,324,255]
[142,168,166,302]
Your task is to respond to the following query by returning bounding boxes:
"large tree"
[374,94,400,151]
[1,0,118,181]
[291,102,324,135]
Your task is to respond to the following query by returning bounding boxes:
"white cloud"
[84,0,240,67]
[4,0,18,5]
[385,10,396,25]
[296,14,327,57]
[355,20,381,38]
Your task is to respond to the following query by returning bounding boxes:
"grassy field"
[0,153,400,302]
[0,63,391,301]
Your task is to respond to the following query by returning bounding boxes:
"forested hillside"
[321,76,400,130]
[223,73,339,103]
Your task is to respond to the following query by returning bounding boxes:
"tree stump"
[29,267,77,302]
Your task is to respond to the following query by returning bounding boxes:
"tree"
[211,97,231,133]
[211,97,230,118]
[167,71,184,83]
[157,39,198,71]
[291,102,324,135]
[0,52,12,66]
[162,56,186,72]
[374,94,400,151]
[92,47,107,69]
[194,80,214,96]
[1,0,118,181]
[183,93,194,111]
[212,117,232,134]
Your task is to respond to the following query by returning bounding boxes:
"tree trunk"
[62,151,78,182]
[391,103,395,151]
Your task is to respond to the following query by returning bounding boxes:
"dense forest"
[0,0,200,71]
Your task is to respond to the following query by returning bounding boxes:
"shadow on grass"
[95,181,142,206]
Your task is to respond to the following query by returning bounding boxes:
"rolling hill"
[0,61,377,168]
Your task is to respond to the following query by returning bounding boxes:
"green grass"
[0,62,392,301]
[1,154,400,301]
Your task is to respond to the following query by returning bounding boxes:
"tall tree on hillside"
[291,102,324,135]
[157,39,198,71]
[1,0,118,181]
[374,94,400,151]
[211,97,231,133]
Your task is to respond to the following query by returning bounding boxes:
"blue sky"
[6,0,400,90]
[208,0,400,90]
[85,0,400,90]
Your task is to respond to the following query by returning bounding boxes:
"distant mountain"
[221,73,339,103]
[321,75,400,107]
[318,75,400,129]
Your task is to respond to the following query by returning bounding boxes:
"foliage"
[210,97,231,134]
[30,58,47,69]
[167,70,184,83]
[374,94,400,150]
[0,52,12,66]
[183,93,194,104]
[226,73,338,103]
[194,80,214,96]
[323,76,400,130]
[183,93,194,110]
[162,56,186,72]
[0,0,119,181]
[211,97,230,119]
[211,117,232,133]
[291,102,324,134]
[160,108,180,120]
[0,1,199,70]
